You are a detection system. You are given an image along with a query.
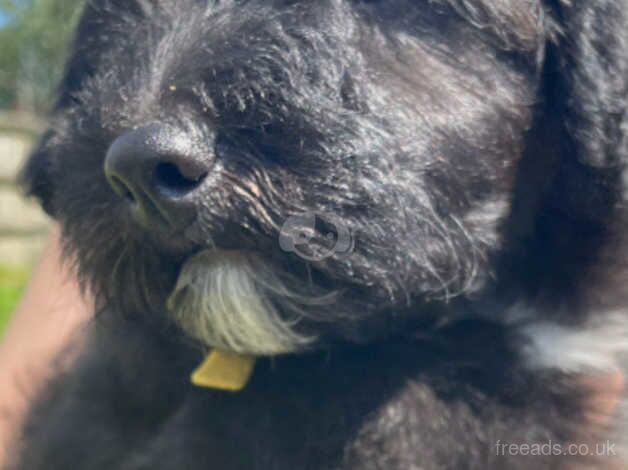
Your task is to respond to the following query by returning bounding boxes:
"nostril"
[154,162,207,195]
[109,175,136,203]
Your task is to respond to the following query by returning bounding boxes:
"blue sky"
[0,10,9,28]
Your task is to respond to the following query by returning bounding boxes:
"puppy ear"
[541,1,628,223]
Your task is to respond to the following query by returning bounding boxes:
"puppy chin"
[167,250,319,356]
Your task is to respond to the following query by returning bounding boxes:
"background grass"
[0,265,29,336]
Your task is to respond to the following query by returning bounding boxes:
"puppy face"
[23,1,559,353]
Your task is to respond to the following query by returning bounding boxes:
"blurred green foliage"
[0,0,82,333]
[0,0,84,112]
[0,265,30,336]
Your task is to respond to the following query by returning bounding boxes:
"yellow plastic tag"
[191,350,256,392]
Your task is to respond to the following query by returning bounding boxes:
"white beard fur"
[167,250,330,356]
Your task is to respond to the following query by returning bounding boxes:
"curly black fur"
[9,0,628,468]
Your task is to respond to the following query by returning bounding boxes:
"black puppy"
[11,0,628,468]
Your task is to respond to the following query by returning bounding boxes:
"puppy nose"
[104,124,210,230]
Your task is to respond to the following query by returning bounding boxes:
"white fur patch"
[167,250,328,355]
[519,313,628,373]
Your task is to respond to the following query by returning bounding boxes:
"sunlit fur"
[12,1,628,469]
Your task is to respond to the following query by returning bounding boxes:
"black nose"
[104,124,211,230]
